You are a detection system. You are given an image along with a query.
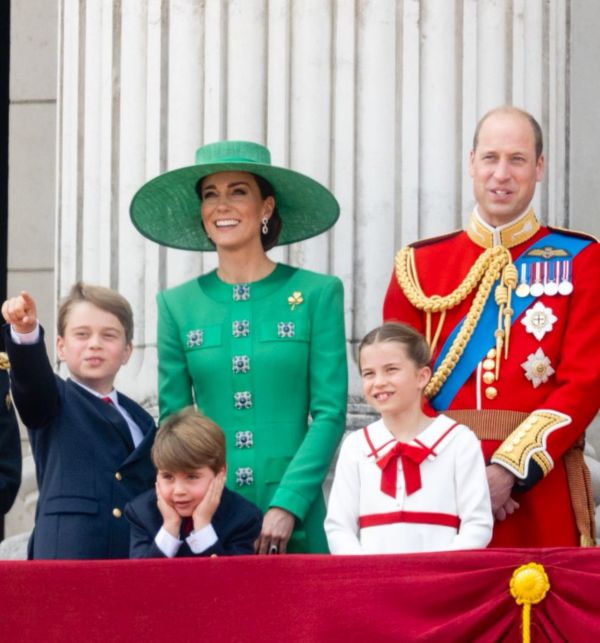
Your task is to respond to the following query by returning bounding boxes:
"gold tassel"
[509,562,550,643]
[502,263,518,358]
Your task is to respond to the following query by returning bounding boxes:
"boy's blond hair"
[57,282,134,344]
[152,407,225,474]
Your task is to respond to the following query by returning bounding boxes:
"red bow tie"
[376,442,431,498]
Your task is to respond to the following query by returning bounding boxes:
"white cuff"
[10,322,40,345]
[186,523,218,554]
[154,526,183,558]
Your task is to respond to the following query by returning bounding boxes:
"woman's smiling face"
[199,171,274,252]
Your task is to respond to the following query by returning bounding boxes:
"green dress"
[157,263,348,552]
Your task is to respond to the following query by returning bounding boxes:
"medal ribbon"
[430,232,591,411]
[376,442,431,498]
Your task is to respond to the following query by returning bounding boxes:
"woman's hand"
[255,507,295,554]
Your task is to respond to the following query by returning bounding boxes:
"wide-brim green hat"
[130,140,340,251]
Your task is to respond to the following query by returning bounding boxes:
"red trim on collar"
[426,421,459,456]
[362,426,395,459]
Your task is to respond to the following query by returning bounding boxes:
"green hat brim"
[130,161,340,251]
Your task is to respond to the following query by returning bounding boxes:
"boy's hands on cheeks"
[1,291,38,334]
[192,471,225,531]
[155,482,181,539]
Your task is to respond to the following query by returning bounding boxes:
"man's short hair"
[472,106,543,160]
[152,407,226,474]
[57,282,134,343]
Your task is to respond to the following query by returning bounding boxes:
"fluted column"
[57,0,574,402]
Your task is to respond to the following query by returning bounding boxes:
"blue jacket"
[126,487,262,557]
[3,326,156,559]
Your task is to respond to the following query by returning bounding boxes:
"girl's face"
[359,341,431,418]
[199,171,274,252]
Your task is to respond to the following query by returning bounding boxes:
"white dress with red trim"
[324,414,493,555]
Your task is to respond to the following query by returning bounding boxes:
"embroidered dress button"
[232,320,250,337]
[114,472,122,481]
[235,430,254,448]
[232,355,250,374]
[112,508,122,518]
[233,284,251,301]
[234,391,253,409]
[186,329,204,347]
[277,321,295,338]
[235,467,254,486]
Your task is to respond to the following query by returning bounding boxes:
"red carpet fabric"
[1,548,599,641]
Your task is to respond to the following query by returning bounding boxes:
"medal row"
[515,260,573,298]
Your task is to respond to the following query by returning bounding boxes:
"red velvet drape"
[1,548,599,641]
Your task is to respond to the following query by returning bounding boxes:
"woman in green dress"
[130,141,347,553]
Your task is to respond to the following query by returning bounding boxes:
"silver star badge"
[520,302,558,341]
[521,348,555,388]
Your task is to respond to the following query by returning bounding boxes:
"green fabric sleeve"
[269,276,348,520]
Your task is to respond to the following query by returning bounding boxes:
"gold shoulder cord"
[0,352,9,370]
[395,245,517,399]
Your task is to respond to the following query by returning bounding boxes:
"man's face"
[469,112,544,227]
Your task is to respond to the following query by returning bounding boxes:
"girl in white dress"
[325,323,493,554]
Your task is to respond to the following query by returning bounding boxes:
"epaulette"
[408,229,463,249]
[0,352,9,370]
[547,225,599,243]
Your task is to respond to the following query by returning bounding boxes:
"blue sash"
[429,232,592,411]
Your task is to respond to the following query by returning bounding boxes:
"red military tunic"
[383,208,600,547]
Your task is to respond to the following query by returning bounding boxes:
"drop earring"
[261,217,269,235]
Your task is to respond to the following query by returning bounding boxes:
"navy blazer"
[3,326,156,559]
[0,365,21,516]
[126,487,262,557]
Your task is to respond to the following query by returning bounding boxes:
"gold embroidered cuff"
[490,410,571,479]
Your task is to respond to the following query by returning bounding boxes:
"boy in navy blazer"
[1,283,156,559]
[126,408,262,557]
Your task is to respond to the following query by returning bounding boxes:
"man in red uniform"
[384,106,600,546]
